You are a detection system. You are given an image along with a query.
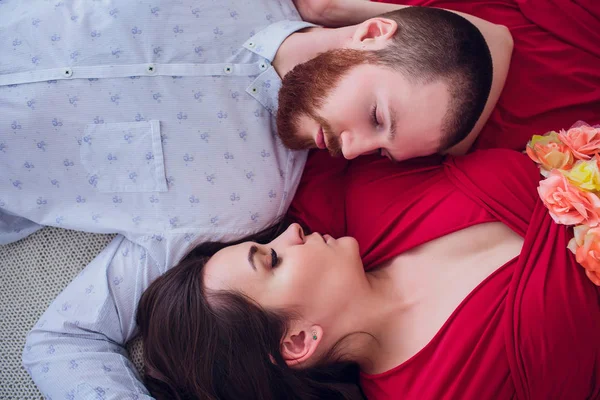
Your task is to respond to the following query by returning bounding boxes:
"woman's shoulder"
[445,148,540,185]
[443,149,541,225]
[448,148,535,168]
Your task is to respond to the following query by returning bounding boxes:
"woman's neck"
[342,222,525,373]
[325,262,421,372]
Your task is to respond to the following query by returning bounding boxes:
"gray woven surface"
[0,227,145,399]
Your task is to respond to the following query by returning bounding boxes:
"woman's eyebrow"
[247,245,258,271]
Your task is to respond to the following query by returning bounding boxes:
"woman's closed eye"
[270,248,281,268]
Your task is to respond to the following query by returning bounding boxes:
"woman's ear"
[280,325,324,367]
[350,18,398,50]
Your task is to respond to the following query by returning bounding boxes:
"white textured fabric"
[0,0,313,269]
[0,228,125,399]
[0,0,316,398]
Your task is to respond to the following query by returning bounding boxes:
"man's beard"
[276,49,374,156]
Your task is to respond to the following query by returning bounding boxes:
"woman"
[136,148,600,399]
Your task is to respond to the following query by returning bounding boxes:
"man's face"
[277,52,451,162]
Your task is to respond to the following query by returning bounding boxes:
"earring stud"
[312,331,318,341]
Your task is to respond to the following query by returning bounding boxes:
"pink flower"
[567,225,600,286]
[558,124,600,160]
[538,170,600,226]
[526,131,574,175]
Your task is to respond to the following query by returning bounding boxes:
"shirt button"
[259,62,268,71]
[146,64,157,75]
[63,68,73,78]
[223,65,233,74]
[251,87,258,93]
[248,41,256,48]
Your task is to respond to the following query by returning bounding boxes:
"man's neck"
[272,25,355,78]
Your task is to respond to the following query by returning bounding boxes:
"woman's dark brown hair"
[136,220,364,400]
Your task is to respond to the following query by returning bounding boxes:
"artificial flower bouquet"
[526,121,600,286]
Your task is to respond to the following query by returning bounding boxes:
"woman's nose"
[285,223,305,245]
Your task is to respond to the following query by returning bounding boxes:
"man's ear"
[280,325,323,367]
[351,18,398,50]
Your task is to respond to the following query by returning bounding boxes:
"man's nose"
[340,130,379,160]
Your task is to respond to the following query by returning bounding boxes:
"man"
[1,1,510,253]
[276,4,509,162]
[281,0,600,159]
[9,1,510,398]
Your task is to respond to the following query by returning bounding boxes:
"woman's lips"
[315,126,326,150]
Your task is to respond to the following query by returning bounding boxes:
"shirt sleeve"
[0,209,44,245]
[22,235,164,399]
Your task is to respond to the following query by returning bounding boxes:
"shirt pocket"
[80,120,167,193]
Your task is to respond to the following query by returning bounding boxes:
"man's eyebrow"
[247,245,258,271]
[388,105,397,141]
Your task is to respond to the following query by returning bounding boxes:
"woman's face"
[203,223,365,323]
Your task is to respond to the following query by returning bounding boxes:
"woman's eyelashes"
[270,248,281,268]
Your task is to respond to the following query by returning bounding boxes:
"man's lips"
[315,126,326,150]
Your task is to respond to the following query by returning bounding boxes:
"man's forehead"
[324,63,406,104]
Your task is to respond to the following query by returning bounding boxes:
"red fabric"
[290,0,600,243]
[289,150,600,399]
[287,1,600,397]
[358,150,600,400]
[372,0,600,151]
[287,150,348,238]
[344,153,496,269]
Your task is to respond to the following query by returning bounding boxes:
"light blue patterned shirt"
[0,0,315,398]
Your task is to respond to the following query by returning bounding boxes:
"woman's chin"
[336,236,363,264]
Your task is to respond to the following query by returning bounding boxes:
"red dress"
[288,1,600,397]
[289,149,600,399]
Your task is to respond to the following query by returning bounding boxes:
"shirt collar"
[243,20,317,62]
